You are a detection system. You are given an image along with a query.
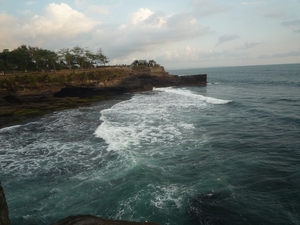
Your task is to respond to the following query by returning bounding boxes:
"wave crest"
[154,87,232,105]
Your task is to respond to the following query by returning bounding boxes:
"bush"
[0,78,17,91]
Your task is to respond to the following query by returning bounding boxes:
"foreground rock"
[0,67,206,128]
[0,183,159,225]
[0,183,11,225]
[51,215,159,225]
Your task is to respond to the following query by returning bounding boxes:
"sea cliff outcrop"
[51,215,159,225]
[0,67,206,128]
[0,183,11,225]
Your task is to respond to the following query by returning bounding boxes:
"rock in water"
[0,183,11,225]
[51,215,160,225]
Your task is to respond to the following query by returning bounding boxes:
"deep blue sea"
[1,64,300,225]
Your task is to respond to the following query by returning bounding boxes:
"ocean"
[0,63,300,225]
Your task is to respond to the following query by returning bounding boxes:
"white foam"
[154,87,232,105]
[94,92,202,152]
[0,124,22,133]
[205,97,233,105]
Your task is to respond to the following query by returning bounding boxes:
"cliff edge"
[0,66,206,128]
[0,183,11,225]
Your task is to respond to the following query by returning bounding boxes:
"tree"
[85,49,97,69]
[96,48,109,66]
[71,45,86,68]
[14,45,32,71]
[58,48,74,69]
[45,50,58,72]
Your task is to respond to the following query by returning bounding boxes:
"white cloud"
[131,8,154,24]
[143,11,169,28]
[0,13,19,49]
[98,9,210,59]
[216,34,239,46]
[19,3,97,40]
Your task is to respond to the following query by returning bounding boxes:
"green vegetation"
[0,45,109,73]
[0,68,125,91]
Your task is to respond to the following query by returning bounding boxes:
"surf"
[153,87,233,104]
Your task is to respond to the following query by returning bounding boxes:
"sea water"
[0,64,300,225]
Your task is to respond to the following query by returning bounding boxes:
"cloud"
[216,34,239,46]
[131,8,154,24]
[272,49,300,58]
[0,3,99,50]
[0,4,210,58]
[26,1,36,6]
[19,3,97,40]
[237,41,263,50]
[143,11,168,28]
[282,19,300,33]
[158,45,250,68]
[264,11,285,19]
[258,49,300,59]
[0,13,20,49]
[282,19,300,26]
[97,9,210,59]
[86,5,110,15]
[190,0,230,17]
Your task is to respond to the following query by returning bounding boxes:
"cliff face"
[0,69,207,224]
[0,67,206,127]
[51,215,159,225]
[53,73,207,98]
[0,183,11,225]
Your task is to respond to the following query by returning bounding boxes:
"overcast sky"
[0,0,299,69]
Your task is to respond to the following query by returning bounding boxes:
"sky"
[0,0,300,69]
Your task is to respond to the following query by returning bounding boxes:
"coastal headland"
[0,66,206,128]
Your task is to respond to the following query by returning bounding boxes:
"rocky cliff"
[0,183,11,225]
[0,68,207,224]
[0,67,206,128]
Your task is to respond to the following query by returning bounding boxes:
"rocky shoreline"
[0,68,207,224]
[0,67,206,128]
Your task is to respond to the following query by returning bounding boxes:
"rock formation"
[0,183,11,225]
[51,215,159,225]
[0,67,207,128]
[0,68,207,224]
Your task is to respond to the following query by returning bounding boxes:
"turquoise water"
[1,64,300,224]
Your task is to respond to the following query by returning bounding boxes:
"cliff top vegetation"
[0,45,109,73]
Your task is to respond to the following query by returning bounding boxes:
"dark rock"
[51,215,160,225]
[179,74,207,86]
[0,70,207,128]
[0,183,11,225]
[54,87,126,98]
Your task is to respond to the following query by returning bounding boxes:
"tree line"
[0,45,109,72]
